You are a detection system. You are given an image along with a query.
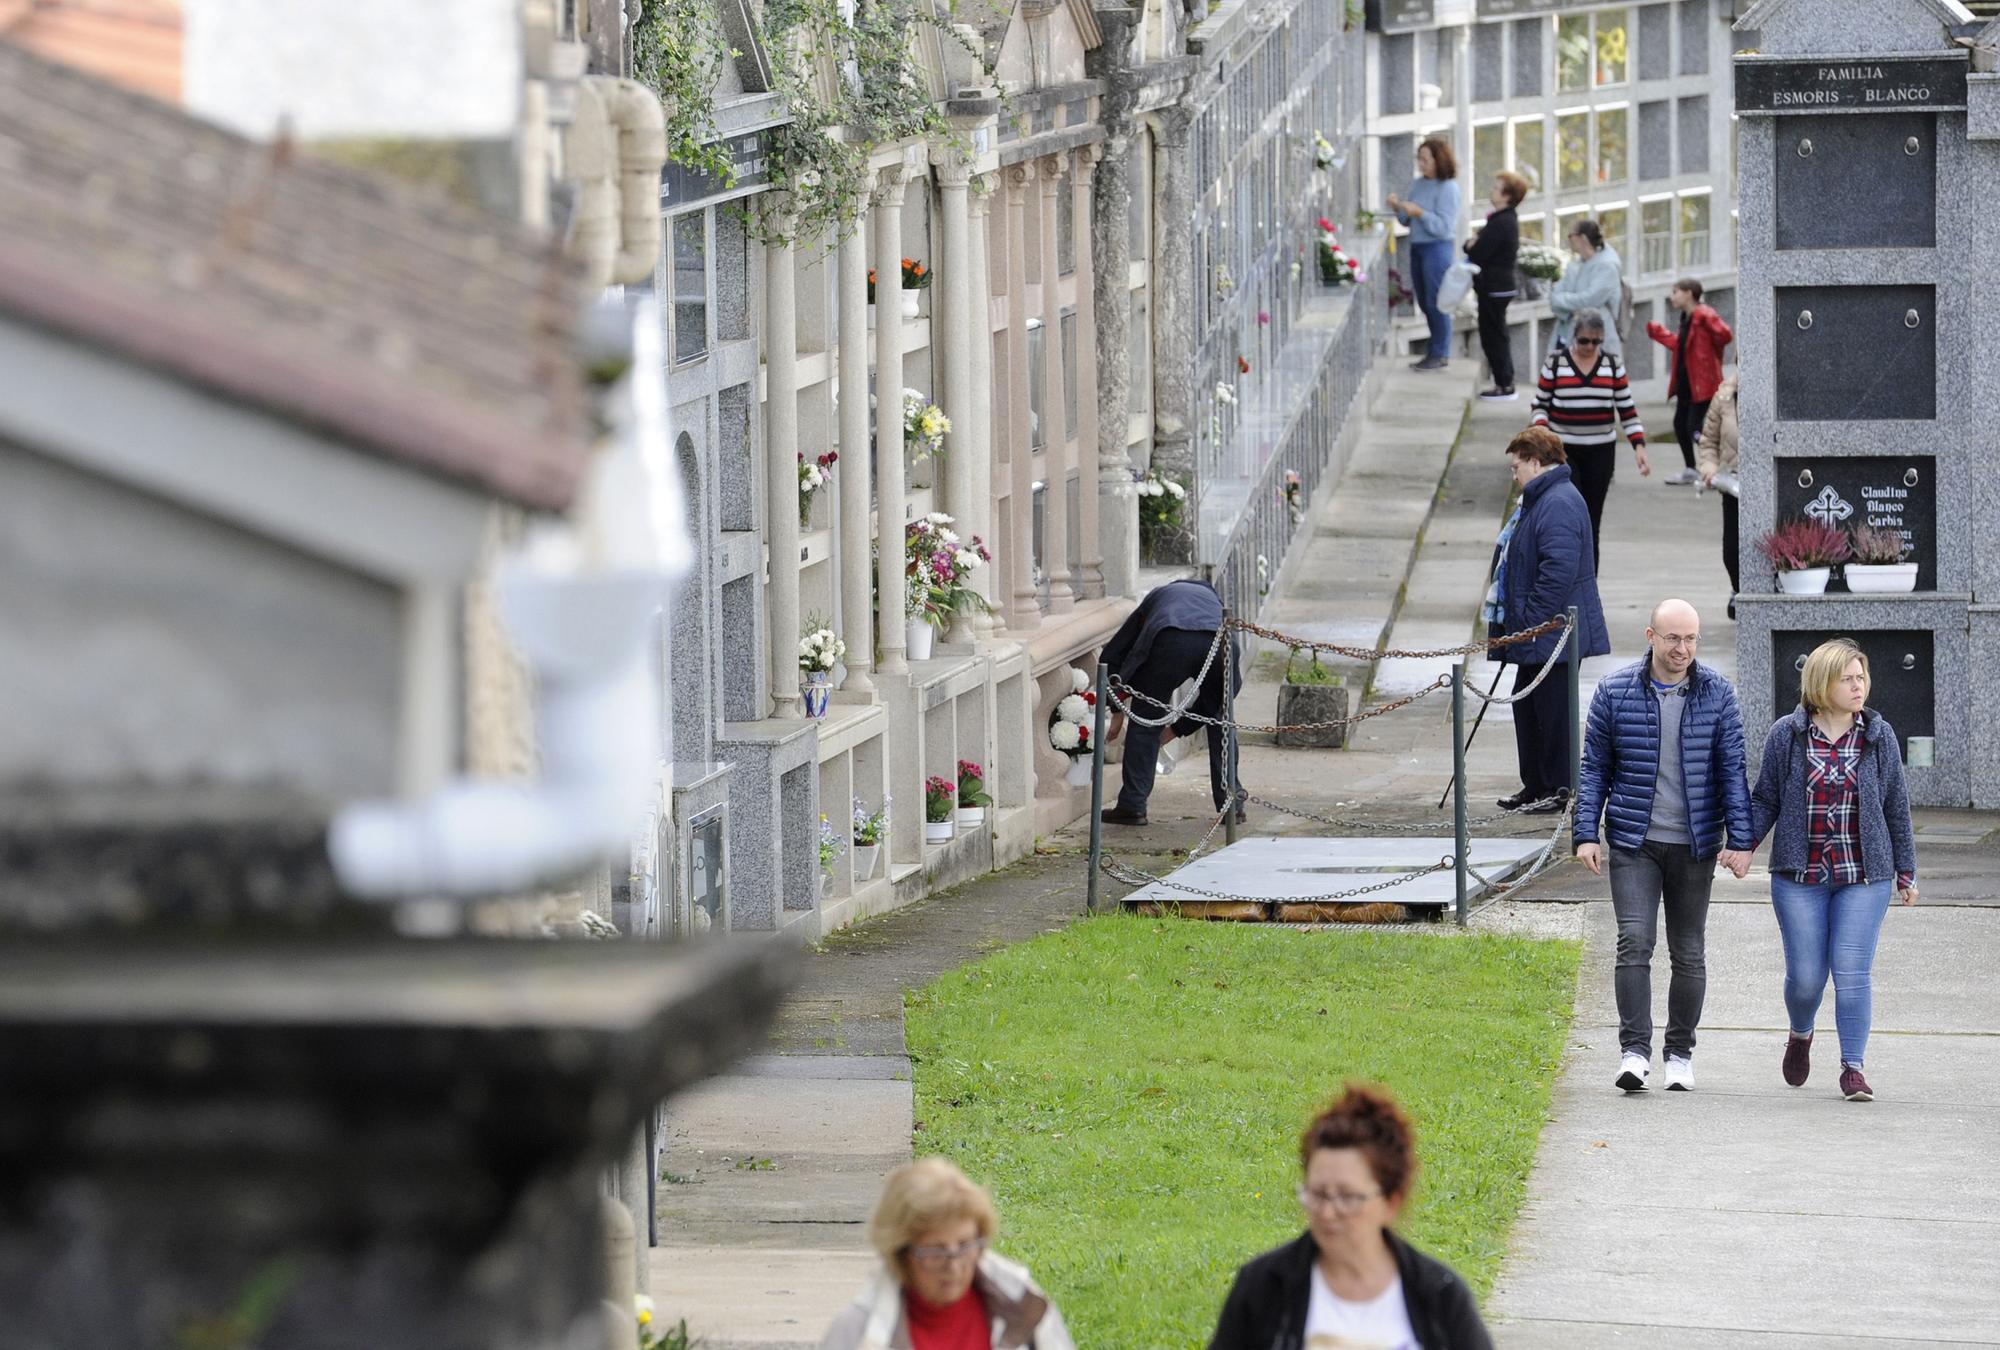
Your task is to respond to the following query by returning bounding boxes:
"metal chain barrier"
[1225,613,1569,662]
[1240,789,1565,836]
[1101,853,1453,906]
[1460,652,1566,706]
[1110,671,1453,735]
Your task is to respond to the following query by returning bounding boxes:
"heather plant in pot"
[1756,518,1849,595]
[1844,524,1918,594]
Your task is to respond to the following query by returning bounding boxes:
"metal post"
[1222,610,1239,845]
[1087,661,1109,915]
[1452,661,1469,927]
[1566,606,1582,808]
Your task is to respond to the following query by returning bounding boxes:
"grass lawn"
[904,915,1579,1347]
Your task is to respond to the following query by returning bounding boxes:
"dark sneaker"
[1478,387,1519,402]
[1783,1032,1812,1087]
[1840,1067,1873,1102]
[1099,807,1148,827]
[1497,788,1537,810]
[1410,356,1447,372]
[1519,787,1571,815]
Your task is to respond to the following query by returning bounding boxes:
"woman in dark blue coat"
[1482,427,1611,811]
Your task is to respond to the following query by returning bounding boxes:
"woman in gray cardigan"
[1747,639,1917,1103]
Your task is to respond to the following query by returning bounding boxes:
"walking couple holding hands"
[1573,601,1918,1102]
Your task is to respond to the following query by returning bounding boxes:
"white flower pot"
[954,806,985,830]
[924,820,954,845]
[900,289,922,318]
[906,620,935,661]
[1776,566,1832,595]
[1843,562,1919,594]
[1063,755,1093,789]
[852,843,880,880]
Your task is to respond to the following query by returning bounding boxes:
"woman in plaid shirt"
[1748,639,1918,1102]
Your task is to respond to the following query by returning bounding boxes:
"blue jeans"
[1408,239,1454,360]
[1769,875,1894,1067]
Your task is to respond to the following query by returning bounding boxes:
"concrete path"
[1480,384,2000,1345]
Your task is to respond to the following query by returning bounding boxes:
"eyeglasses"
[1570,338,1602,348]
[905,1238,986,1269]
[1296,1184,1382,1216]
[1656,632,1699,648]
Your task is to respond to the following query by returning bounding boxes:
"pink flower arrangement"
[924,775,957,823]
[905,512,993,629]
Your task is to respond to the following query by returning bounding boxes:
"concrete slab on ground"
[1120,834,1550,909]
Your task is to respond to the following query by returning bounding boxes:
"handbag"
[1435,259,1478,312]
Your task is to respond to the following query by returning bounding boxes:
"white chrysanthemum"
[1165,480,1186,499]
[1057,694,1090,723]
[1070,667,1090,693]
[927,512,953,526]
[1050,721,1082,751]
[954,548,980,570]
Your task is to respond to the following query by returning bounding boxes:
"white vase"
[906,619,935,661]
[1776,566,1832,595]
[900,289,922,318]
[954,806,985,830]
[852,843,880,880]
[1063,756,1093,788]
[924,820,954,845]
[1843,562,1919,594]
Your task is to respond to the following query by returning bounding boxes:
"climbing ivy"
[631,0,738,190]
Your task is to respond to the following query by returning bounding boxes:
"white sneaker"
[1663,468,1698,486]
[1615,1052,1650,1092]
[1663,1056,1694,1091]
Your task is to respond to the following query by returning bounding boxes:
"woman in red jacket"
[1645,278,1733,486]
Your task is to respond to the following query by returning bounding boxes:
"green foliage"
[1283,650,1341,686]
[176,1261,300,1350]
[632,0,738,189]
[905,918,1579,1346]
[639,1315,699,1350]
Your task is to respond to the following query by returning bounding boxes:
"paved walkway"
[651,365,2000,1347]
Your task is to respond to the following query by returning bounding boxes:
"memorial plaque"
[1775,455,1936,591]
[1771,630,1934,746]
[1775,285,1934,422]
[1775,113,1935,250]
[1736,56,1968,115]
[661,127,773,208]
[1475,0,1598,16]
[1367,0,1435,32]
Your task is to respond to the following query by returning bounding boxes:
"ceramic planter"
[1844,562,1918,594]
[954,806,985,830]
[801,670,832,718]
[900,289,922,318]
[1276,681,1350,749]
[1063,756,1093,789]
[852,843,880,880]
[906,620,935,661]
[1776,566,1832,595]
[923,819,954,845]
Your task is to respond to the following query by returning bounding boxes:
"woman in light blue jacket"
[1387,136,1462,372]
[1548,218,1626,357]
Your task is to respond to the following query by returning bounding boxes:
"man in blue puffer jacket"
[1574,598,1754,1094]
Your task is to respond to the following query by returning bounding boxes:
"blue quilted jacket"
[1574,656,1753,857]
[1488,465,1611,666]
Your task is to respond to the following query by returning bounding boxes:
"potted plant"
[923,775,956,844]
[1845,524,1918,594]
[1756,518,1850,595]
[905,512,991,657]
[798,616,844,718]
[903,389,951,462]
[851,796,889,881]
[817,814,843,891]
[1048,668,1097,789]
[954,760,990,829]
[1316,218,1363,286]
[797,450,837,528]
[1517,241,1566,301]
[1136,470,1189,565]
[1276,649,1350,749]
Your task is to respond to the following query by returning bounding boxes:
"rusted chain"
[1112,672,1453,734]
[1226,614,1568,661]
[1099,853,1453,905]
[1240,789,1566,835]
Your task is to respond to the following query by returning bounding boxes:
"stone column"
[1071,144,1106,600]
[965,175,999,635]
[1090,132,1139,598]
[1454,24,1475,242]
[836,222,875,698]
[1149,109,1196,510]
[873,168,911,674]
[935,147,979,642]
[1036,155,1075,613]
[1001,163,1040,632]
[763,213,803,718]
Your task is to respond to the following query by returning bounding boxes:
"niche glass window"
[1512,116,1545,194]
[1474,122,1506,188]
[1679,192,1711,268]
[1557,112,1589,191]
[672,211,708,364]
[1596,106,1629,185]
[1557,15,1591,92]
[1595,11,1629,86]
[1641,197,1673,275]
[1597,204,1630,261]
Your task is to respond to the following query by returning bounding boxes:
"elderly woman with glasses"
[821,1158,1075,1350]
[1208,1084,1492,1349]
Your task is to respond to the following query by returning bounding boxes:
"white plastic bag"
[1436,259,1478,312]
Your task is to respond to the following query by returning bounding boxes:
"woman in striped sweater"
[1530,309,1649,573]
